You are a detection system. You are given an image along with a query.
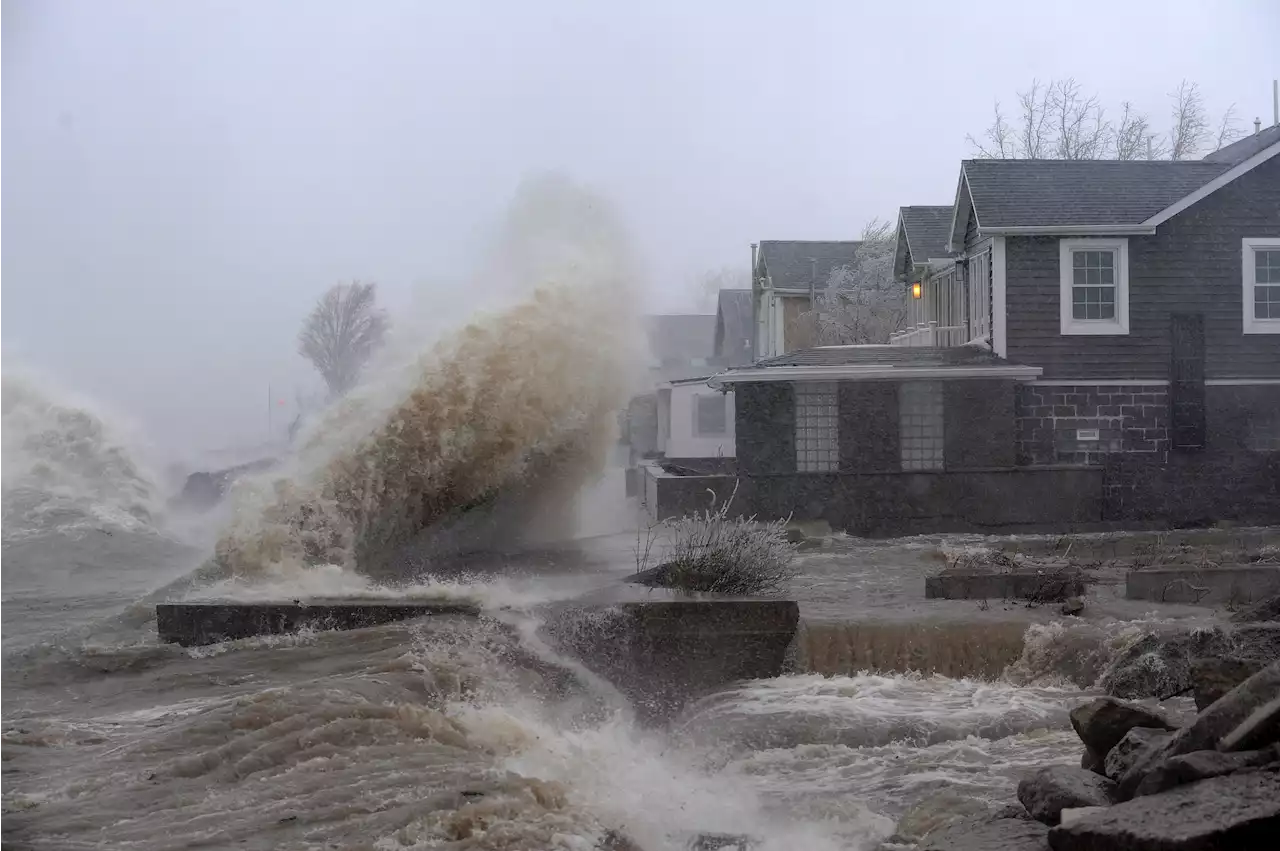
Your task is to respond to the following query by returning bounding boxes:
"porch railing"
[889,322,968,347]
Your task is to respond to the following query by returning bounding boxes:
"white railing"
[890,322,968,347]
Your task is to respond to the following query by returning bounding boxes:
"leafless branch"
[1018,79,1053,159]
[1169,80,1210,161]
[297,280,389,398]
[967,101,1016,158]
[1049,78,1111,160]
[1214,103,1242,152]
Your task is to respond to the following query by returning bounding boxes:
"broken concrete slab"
[1126,565,1280,605]
[1016,766,1116,825]
[925,568,1084,601]
[1069,697,1175,758]
[1047,768,1280,851]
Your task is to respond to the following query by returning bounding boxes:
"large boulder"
[1220,696,1280,752]
[920,817,1049,851]
[1190,655,1266,711]
[1099,624,1280,700]
[1016,766,1116,826]
[892,791,993,844]
[1069,697,1175,758]
[1047,767,1280,850]
[1104,727,1171,783]
[1133,746,1280,797]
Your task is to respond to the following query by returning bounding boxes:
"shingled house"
[751,240,860,359]
[642,133,1280,532]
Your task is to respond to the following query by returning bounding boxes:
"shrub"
[634,485,798,595]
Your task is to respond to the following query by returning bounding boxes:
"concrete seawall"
[1125,566,1280,605]
[155,598,800,723]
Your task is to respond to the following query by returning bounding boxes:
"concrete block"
[925,569,1085,601]
[1125,566,1280,605]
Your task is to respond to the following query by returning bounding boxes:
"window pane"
[899,381,944,471]
[795,381,838,472]
[1073,252,1086,268]
[694,394,727,435]
[1257,285,1280,319]
[1257,250,1280,284]
[1097,252,1114,269]
[1101,268,1114,286]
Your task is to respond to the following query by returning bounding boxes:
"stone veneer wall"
[1016,383,1170,465]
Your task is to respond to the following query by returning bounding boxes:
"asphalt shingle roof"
[899,206,953,262]
[1203,126,1280,166]
[754,345,1007,369]
[962,159,1231,228]
[714,289,754,365]
[758,240,861,290]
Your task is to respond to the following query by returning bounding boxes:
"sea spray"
[2,371,161,537]
[212,175,647,581]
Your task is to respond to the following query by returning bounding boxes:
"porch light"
[912,282,922,299]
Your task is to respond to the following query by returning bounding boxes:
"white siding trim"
[1205,378,1280,386]
[1143,141,1280,228]
[991,236,1007,357]
[1242,237,1280,335]
[1058,238,1130,336]
[1029,379,1169,386]
[710,364,1042,387]
[981,224,1156,236]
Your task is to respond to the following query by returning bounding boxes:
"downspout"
[750,242,759,359]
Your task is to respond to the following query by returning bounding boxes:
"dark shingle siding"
[1004,155,1280,380]
[758,241,861,290]
[900,206,953,262]
[963,159,1231,228]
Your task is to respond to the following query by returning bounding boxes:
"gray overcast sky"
[3,0,1278,459]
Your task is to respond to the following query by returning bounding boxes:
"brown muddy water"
[3,494,1223,851]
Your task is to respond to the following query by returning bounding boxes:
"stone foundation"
[1017,383,1170,465]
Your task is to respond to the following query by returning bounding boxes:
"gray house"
[751,240,860,359]
[661,132,1280,533]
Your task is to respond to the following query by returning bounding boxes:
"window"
[899,381,944,471]
[1243,238,1280,334]
[795,381,838,472]
[1059,238,1129,335]
[693,393,727,436]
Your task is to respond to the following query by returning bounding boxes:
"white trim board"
[1205,379,1280,386]
[981,224,1156,236]
[991,236,1008,357]
[1028,380,1170,386]
[1143,141,1280,228]
[1242,237,1280,335]
[709,364,1042,387]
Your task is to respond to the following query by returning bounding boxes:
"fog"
[3,0,1277,460]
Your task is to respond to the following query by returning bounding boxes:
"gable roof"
[710,344,1040,385]
[895,205,952,279]
[1203,125,1280,166]
[713,289,754,365]
[961,159,1231,230]
[645,314,715,364]
[757,240,861,291]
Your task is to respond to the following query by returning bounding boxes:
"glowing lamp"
[911,282,922,299]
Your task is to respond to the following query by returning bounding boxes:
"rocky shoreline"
[914,650,1280,849]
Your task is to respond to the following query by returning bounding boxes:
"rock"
[1056,807,1106,828]
[1060,596,1085,616]
[784,528,806,544]
[687,834,755,850]
[991,804,1032,821]
[1047,767,1280,851]
[1099,626,1233,699]
[1080,747,1106,775]
[1134,746,1280,797]
[893,791,993,843]
[598,830,645,851]
[1168,661,1280,755]
[920,817,1049,851]
[1017,766,1117,825]
[1070,697,1175,758]
[1104,727,1170,783]
[1190,655,1265,711]
[1220,696,1280,752]
[1231,593,1280,623]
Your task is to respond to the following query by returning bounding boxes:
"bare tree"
[969,78,1240,161]
[795,219,903,346]
[1049,78,1111,160]
[691,266,750,312]
[297,281,389,398]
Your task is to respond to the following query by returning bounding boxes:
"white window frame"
[1059,238,1130,336]
[692,393,727,436]
[1242,237,1280,335]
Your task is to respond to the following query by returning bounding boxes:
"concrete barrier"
[155,600,481,646]
[542,599,799,723]
[925,569,1085,601]
[155,597,800,724]
[1125,566,1280,605]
